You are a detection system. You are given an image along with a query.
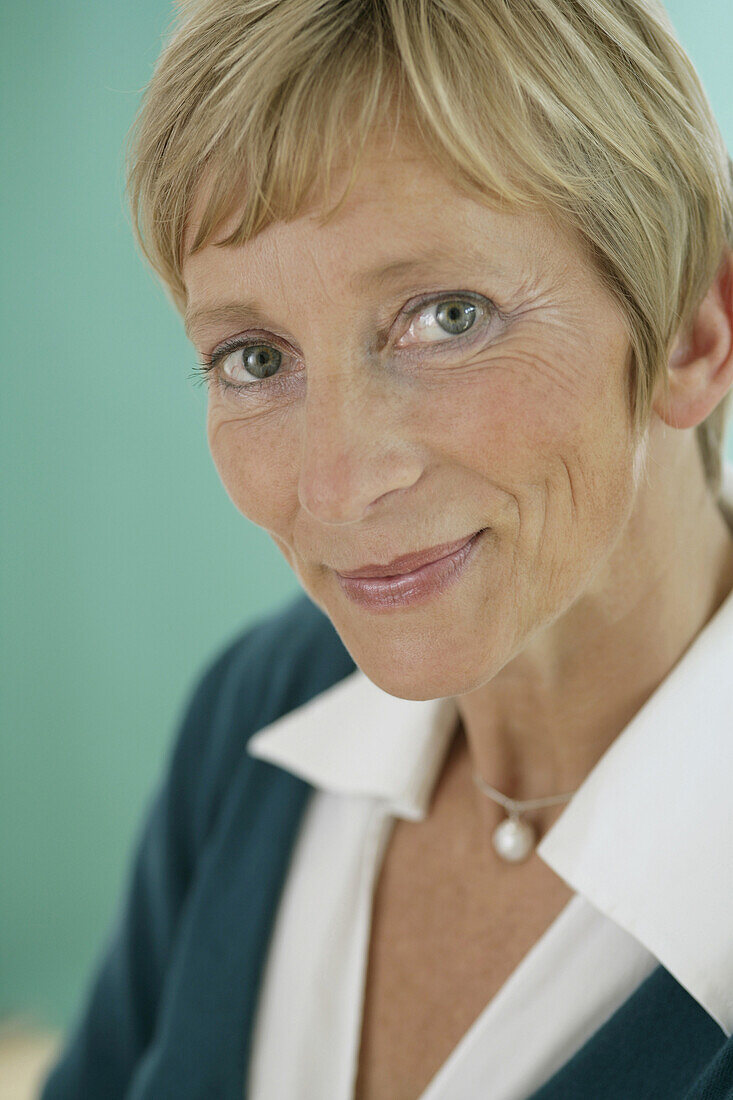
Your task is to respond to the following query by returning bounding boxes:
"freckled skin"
[182,120,733,808]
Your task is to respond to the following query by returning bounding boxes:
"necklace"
[471,770,577,863]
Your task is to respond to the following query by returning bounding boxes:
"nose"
[296,358,423,525]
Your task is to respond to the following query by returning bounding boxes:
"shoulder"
[165,591,356,853]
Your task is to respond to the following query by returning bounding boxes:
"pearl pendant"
[492,813,536,863]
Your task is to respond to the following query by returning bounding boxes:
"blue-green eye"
[192,338,290,394]
[436,300,477,334]
[396,295,492,349]
[190,291,495,396]
[232,344,282,381]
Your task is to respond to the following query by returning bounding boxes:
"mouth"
[335,528,488,579]
[333,527,488,612]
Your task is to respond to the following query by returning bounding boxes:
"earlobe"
[652,249,733,431]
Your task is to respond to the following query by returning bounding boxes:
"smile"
[334,528,487,611]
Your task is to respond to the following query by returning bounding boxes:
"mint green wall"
[2,1,732,1034]
[0,2,302,1034]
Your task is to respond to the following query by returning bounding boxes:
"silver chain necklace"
[471,770,577,863]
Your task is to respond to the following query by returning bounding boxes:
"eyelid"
[206,330,291,367]
[206,291,496,358]
[401,289,494,316]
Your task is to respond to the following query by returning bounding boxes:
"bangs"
[126,0,595,313]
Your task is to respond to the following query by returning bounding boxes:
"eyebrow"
[184,247,504,342]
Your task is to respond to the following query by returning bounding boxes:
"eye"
[192,291,498,397]
[221,343,283,383]
[193,337,294,394]
[395,295,491,349]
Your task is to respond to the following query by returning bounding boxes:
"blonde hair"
[124,0,733,496]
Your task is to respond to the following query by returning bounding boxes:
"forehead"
[183,118,432,252]
[184,147,484,261]
[180,129,587,312]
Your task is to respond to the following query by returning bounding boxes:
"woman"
[41,0,733,1097]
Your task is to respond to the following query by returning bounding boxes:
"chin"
[364,659,493,702]
[335,620,504,701]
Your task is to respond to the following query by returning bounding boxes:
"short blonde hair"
[124,0,733,496]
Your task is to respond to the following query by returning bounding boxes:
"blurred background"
[2,1,733,1096]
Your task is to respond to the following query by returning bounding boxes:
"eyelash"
[189,291,497,398]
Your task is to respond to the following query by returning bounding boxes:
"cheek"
[434,341,636,562]
[418,357,607,484]
[457,326,632,483]
[206,405,298,528]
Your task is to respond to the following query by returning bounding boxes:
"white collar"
[247,457,733,1034]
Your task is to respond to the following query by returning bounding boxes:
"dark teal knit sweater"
[39,592,733,1099]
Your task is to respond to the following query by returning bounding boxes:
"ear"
[652,248,733,429]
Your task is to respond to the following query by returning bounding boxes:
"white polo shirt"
[244,460,733,1100]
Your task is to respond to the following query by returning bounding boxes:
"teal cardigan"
[39,592,733,1099]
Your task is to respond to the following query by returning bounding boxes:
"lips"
[335,530,484,578]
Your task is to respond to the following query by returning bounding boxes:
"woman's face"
[182,130,640,699]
